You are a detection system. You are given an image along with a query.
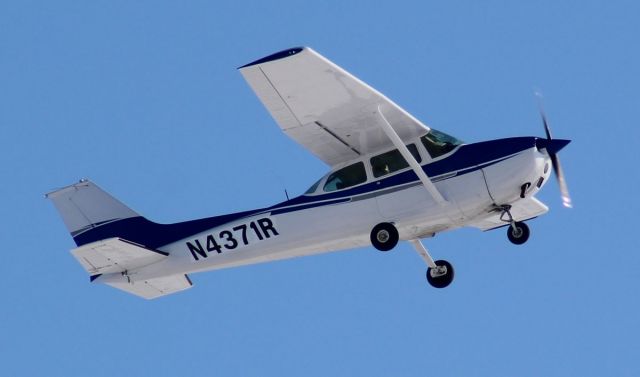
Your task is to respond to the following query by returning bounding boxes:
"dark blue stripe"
[270,197,351,216]
[277,136,536,207]
[238,47,305,69]
[74,210,264,249]
[71,219,118,236]
[73,137,538,249]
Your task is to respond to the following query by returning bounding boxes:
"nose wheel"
[507,221,530,245]
[498,205,531,245]
[410,239,454,288]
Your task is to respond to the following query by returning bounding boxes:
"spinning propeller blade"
[535,92,573,208]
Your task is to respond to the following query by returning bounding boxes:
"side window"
[370,144,421,178]
[323,162,367,192]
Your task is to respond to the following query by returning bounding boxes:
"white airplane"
[47,47,571,299]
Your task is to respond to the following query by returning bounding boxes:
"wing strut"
[376,106,447,205]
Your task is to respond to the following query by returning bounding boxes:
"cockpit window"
[323,162,367,192]
[370,144,421,178]
[304,178,322,194]
[421,129,463,158]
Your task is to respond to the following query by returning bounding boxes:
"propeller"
[535,92,573,208]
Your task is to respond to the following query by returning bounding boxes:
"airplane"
[47,47,571,299]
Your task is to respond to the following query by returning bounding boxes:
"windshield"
[421,129,463,158]
[304,178,322,194]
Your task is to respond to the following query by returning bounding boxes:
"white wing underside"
[239,47,429,166]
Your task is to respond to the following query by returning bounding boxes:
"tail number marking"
[186,217,279,261]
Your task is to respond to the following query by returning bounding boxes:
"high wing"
[239,47,430,166]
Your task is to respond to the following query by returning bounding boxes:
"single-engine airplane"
[47,47,571,299]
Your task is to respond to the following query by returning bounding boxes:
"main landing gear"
[499,205,530,245]
[410,239,454,288]
[370,223,454,288]
[370,222,399,251]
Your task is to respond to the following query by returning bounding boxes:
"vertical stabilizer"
[46,179,139,238]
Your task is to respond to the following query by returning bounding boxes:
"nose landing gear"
[507,221,530,245]
[498,205,531,245]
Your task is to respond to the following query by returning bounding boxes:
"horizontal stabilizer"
[71,237,168,275]
[94,273,193,300]
[469,197,549,231]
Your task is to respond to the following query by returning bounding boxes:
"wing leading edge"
[239,47,430,166]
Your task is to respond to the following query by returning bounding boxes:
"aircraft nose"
[536,138,571,155]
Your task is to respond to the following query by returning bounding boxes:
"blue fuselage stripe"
[72,137,538,248]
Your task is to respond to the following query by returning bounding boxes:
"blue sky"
[2,1,639,375]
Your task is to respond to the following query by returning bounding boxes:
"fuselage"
[116,135,553,282]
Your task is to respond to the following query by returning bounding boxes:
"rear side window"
[370,144,421,178]
[323,162,367,192]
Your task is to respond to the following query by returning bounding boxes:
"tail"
[46,179,193,299]
[46,179,141,244]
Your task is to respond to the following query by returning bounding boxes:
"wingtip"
[238,46,306,69]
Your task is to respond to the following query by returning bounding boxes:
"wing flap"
[469,197,549,231]
[71,237,167,275]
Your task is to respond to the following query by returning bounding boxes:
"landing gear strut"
[410,239,454,288]
[498,205,531,245]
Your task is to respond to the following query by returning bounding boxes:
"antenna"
[269,168,290,201]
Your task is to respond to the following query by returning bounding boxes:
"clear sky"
[2,1,639,376]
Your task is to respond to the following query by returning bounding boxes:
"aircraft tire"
[426,260,454,288]
[507,221,530,245]
[370,222,399,251]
